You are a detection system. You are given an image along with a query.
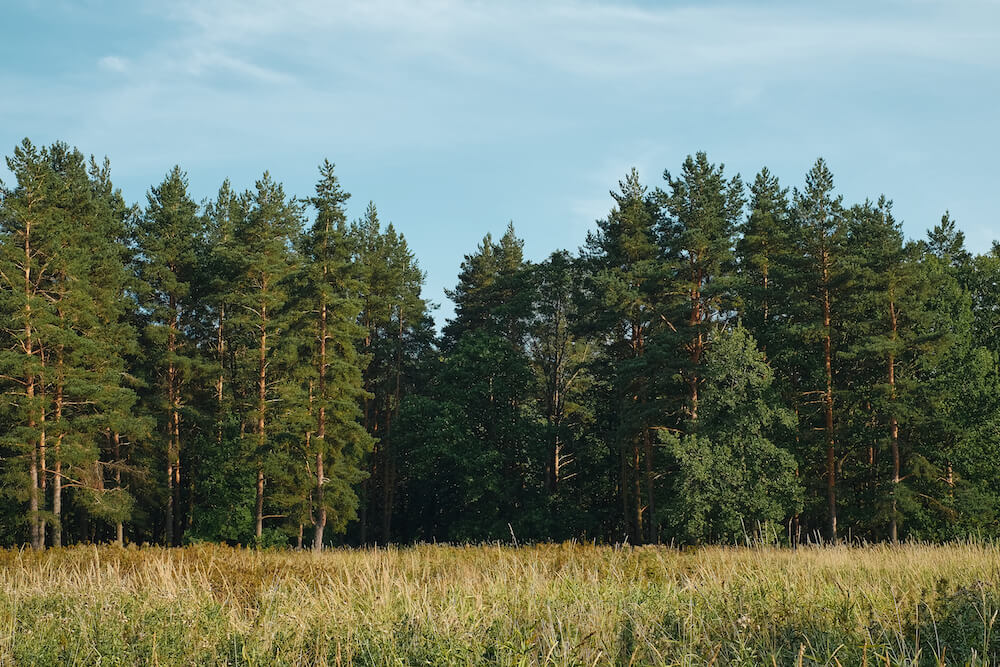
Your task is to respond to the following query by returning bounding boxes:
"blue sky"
[3,0,999,325]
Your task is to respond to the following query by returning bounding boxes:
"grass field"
[2,543,1000,665]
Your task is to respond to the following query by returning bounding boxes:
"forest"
[2,138,999,550]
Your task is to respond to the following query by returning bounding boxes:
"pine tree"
[300,160,372,550]
[79,154,146,546]
[581,168,664,543]
[840,197,928,540]
[0,140,65,549]
[529,251,593,495]
[791,158,847,541]
[229,173,302,542]
[0,141,141,548]
[184,180,255,543]
[134,166,204,545]
[527,251,607,539]
[926,212,971,269]
[657,152,744,420]
[350,202,427,543]
[736,167,793,359]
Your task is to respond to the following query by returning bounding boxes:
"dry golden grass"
[2,542,999,665]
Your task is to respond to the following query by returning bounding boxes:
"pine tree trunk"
[29,433,40,550]
[359,481,368,546]
[549,430,561,493]
[822,273,837,542]
[628,322,643,545]
[313,450,325,551]
[638,322,655,544]
[619,417,628,542]
[889,298,900,543]
[689,269,702,420]
[167,301,181,546]
[52,350,63,548]
[165,456,174,545]
[166,348,175,544]
[52,440,61,548]
[643,425,655,543]
[255,302,267,542]
[39,401,46,548]
[216,304,225,445]
[24,220,43,550]
[762,265,769,326]
[172,417,181,543]
[38,345,46,548]
[27,368,42,550]
[632,440,642,544]
[114,432,123,546]
[381,307,404,543]
[314,300,327,552]
[255,467,264,541]
[359,316,372,546]
[38,386,47,548]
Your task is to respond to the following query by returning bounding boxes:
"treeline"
[2,140,999,548]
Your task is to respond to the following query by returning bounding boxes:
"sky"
[2,0,999,326]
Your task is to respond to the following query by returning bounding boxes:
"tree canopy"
[2,139,999,548]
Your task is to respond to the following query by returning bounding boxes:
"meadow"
[1,542,999,665]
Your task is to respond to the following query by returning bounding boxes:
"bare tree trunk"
[549,428,561,493]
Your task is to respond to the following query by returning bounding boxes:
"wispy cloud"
[155,0,1000,83]
[98,55,129,73]
[3,0,999,287]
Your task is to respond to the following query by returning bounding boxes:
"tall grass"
[1,542,999,665]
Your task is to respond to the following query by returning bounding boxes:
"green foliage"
[3,137,1000,549]
[664,326,802,543]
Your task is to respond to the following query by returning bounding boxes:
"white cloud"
[98,55,129,72]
